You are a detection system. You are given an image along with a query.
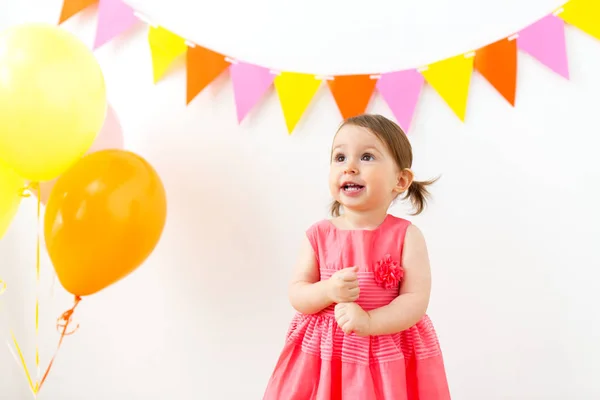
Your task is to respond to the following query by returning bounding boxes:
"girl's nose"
[344,164,358,174]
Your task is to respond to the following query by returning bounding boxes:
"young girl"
[263,114,451,400]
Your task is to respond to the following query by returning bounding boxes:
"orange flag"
[59,0,98,24]
[186,46,231,105]
[474,38,517,106]
[328,75,377,120]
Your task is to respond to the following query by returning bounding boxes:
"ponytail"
[403,177,438,215]
[330,199,342,217]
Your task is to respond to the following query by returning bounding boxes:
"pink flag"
[376,69,424,133]
[230,62,275,123]
[94,0,138,49]
[517,14,569,79]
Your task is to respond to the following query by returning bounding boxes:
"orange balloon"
[44,149,167,296]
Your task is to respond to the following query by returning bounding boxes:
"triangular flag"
[376,69,424,133]
[93,0,138,49]
[421,54,474,122]
[327,75,377,120]
[186,46,231,105]
[274,72,321,134]
[559,0,600,40]
[59,0,98,24]
[230,62,275,123]
[148,26,187,84]
[517,15,569,79]
[474,38,517,106]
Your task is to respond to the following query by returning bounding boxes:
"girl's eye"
[361,153,374,161]
[334,153,345,162]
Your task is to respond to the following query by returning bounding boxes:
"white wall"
[1,0,599,399]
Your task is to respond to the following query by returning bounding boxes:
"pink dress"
[263,214,451,399]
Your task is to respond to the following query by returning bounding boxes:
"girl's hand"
[326,266,360,303]
[334,302,371,336]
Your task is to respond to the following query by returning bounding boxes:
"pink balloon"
[37,104,124,205]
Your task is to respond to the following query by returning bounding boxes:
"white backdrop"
[1,0,599,399]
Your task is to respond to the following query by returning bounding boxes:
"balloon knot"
[55,296,82,336]
[19,182,39,198]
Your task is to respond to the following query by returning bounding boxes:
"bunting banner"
[517,15,570,78]
[328,74,377,120]
[474,37,518,106]
[275,72,322,133]
[376,70,424,132]
[55,0,600,133]
[230,62,275,122]
[59,0,97,24]
[421,54,474,121]
[560,0,600,40]
[93,0,137,49]
[147,26,187,84]
[186,45,231,105]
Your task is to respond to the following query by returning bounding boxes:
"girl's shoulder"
[305,218,334,237]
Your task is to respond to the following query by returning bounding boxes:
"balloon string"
[4,184,40,396]
[34,183,41,384]
[10,331,37,395]
[16,182,42,393]
[36,295,82,393]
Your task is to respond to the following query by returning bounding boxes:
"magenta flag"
[230,62,275,123]
[376,69,424,133]
[94,0,138,49]
[517,14,569,79]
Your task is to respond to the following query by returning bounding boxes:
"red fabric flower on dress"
[374,254,404,289]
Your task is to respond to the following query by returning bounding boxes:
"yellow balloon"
[0,160,25,239]
[0,23,107,182]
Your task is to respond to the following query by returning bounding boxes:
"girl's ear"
[394,168,414,194]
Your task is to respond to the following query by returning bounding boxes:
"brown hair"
[329,114,438,217]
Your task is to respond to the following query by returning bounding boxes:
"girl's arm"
[366,224,432,335]
[288,235,334,314]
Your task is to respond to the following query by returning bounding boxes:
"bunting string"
[56,0,600,133]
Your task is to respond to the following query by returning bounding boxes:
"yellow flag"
[421,54,474,121]
[148,26,187,83]
[274,72,321,134]
[559,0,600,40]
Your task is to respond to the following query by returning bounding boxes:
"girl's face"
[328,125,404,214]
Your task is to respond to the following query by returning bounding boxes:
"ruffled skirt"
[263,313,451,400]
